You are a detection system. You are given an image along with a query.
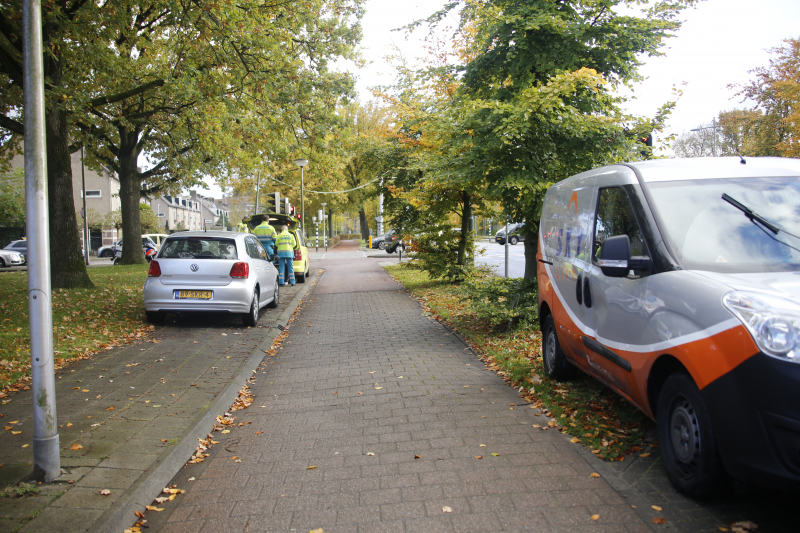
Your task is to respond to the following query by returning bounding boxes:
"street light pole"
[691,117,718,157]
[80,145,89,265]
[254,170,261,214]
[24,0,60,482]
[321,202,327,251]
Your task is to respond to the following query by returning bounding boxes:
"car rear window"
[159,237,238,259]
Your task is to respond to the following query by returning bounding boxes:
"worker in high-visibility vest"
[252,215,277,255]
[275,225,296,286]
[236,220,249,233]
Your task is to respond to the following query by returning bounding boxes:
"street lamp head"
[294,158,309,168]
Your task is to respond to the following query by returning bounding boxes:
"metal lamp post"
[321,202,327,251]
[294,159,308,236]
[691,118,718,157]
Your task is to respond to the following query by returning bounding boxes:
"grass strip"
[0,265,154,397]
[385,263,657,462]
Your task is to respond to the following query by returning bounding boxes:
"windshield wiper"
[722,193,800,254]
[722,193,781,234]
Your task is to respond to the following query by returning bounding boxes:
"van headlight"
[723,291,800,362]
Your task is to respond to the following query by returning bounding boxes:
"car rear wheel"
[657,372,729,499]
[377,242,385,250]
[267,279,279,308]
[99,249,113,258]
[242,289,260,327]
[146,311,166,324]
[542,315,575,381]
[296,262,307,283]
[510,236,519,245]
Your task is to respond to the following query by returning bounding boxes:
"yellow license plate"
[175,290,212,299]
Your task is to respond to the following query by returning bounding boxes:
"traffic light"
[269,192,280,213]
[640,132,653,158]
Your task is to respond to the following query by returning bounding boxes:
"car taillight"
[230,262,249,278]
[294,249,302,261]
[147,260,161,277]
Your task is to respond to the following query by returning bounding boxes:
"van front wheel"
[657,372,729,499]
[542,315,574,380]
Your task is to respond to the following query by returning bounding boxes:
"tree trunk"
[457,192,472,266]
[117,128,145,264]
[523,220,539,282]
[45,98,94,288]
[359,206,369,240]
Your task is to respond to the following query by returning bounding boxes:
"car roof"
[623,156,800,183]
[245,213,299,230]
[165,231,243,238]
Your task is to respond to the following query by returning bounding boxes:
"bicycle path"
[151,246,651,532]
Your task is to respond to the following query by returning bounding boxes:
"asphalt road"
[475,240,527,278]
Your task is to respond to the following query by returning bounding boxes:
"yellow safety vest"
[276,230,295,253]
[253,221,277,239]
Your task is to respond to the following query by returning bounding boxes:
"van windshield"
[648,176,800,273]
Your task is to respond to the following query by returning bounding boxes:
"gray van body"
[537,157,800,496]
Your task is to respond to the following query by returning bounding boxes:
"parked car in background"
[96,241,116,258]
[143,231,279,325]
[245,213,310,283]
[371,229,395,250]
[385,230,405,254]
[0,248,25,268]
[106,236,158,259]
[3,240,27,263]
[495,222,525,245]
[142,233,170,250]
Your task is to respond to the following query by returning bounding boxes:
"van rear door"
[541,178,597,366]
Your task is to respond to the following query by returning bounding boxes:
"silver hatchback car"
[143,231,279,326]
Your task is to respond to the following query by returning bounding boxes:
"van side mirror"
[598,234,651,277]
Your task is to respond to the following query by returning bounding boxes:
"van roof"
[625,156,800,183]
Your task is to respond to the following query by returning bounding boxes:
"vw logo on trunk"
[190,263,199,272]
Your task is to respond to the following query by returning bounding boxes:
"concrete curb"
[88,270,320,533]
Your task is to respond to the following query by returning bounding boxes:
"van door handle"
[583,276,592,308]
[575,274,583,305]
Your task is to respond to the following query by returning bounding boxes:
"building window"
[82,190,102,198]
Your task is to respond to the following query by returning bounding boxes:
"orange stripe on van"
[539,236,759,413]
[611,324,758,392]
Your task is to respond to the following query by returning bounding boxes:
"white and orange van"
[537,157,800,499]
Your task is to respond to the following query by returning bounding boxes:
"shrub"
[460,276,538,330]
[411,226,479,282]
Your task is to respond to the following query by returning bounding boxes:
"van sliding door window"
[593,187,648,275]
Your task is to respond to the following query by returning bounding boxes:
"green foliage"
[0,168,25,228]
[723,38,800,158]
[460,276,539,330]
[411,226,478,281]
[139,204,161,234]
[102,210,122,231]
[385,0,697,281]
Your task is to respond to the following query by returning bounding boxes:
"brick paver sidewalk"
[157,257,650,533]
[0,275,315,533]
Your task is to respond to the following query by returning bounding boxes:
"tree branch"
[0,114,23,135]
[89,79,166,108]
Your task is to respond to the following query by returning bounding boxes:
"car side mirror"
[598,234,651,277]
